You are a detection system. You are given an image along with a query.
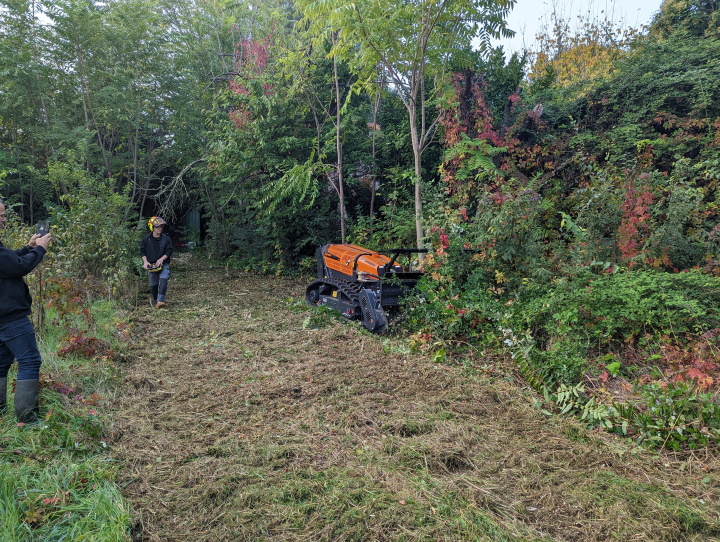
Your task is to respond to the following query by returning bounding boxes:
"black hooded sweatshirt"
[0,241,46,324]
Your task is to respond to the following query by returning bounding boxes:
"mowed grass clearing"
[111,255,720,541]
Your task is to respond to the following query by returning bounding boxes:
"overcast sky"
[492,0,665,54]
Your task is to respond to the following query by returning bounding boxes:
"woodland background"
[1,0,720,450]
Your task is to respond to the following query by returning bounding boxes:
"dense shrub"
[515,269,720,348]
[46,164,139,296]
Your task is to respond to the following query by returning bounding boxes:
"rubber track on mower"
[306,278,364,319]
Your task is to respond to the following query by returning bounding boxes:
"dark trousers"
[0,316,42,380]
[148,264,171,301]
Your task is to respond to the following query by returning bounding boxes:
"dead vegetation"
[110,255,720,541]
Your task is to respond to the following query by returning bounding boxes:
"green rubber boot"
[0,377,6,414]
[15,379,39,424]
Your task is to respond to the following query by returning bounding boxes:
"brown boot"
[155,301,166,309]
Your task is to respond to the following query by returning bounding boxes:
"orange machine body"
[321,244,403,282]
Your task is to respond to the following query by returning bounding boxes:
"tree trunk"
[369,88,381,231]
[332,32,346,243]
[408,105,425,256]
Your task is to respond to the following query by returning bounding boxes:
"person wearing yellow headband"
[140,216,173,308]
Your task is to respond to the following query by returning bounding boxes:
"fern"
[442,133,504,182]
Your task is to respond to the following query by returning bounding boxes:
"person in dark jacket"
[0,199,52,423]
[140,216,173,309]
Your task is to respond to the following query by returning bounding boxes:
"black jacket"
[140,233,173,265]
[0,241,46,324]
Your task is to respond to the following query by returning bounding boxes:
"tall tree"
[280,28,355,243]
[44,0,173,216]
[0,0,57,220]
[296,0,515,252]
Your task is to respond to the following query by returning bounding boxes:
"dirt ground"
[111,255,720,542]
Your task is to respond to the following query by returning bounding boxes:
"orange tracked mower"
[306,244,426,333]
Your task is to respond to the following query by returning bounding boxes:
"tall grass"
[0,301,132,541]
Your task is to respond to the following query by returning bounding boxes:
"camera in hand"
[36,220,49,236]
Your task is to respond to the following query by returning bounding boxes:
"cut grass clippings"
[111,254,720,541]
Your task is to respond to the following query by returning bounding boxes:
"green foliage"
[213,190,338,274]
[531,341,586,386]
[349,169,418,249]
[441,134,504,184]
[0,204,32,250]
[528,12,641,99]
[296,0,516,81]
[477,47,527,120]
[398,0,720,451]
[302,305,338,330]
[295,0,516,248]
[0,161,54,222]
[649,0,720,41]
[633,382,720,450]
[544,381,720,451]
[551,383,617,428]
[402,266,501,346]
[0,458,130,542]
[46,162,138,294]
[519,269,720,347]
[403,187,720,449]
[577,35,720,169]
[198,27,324,259]
[261,155,322,214]
[464,187,553,287]
[350,204,416,250]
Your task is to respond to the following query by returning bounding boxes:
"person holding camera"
[0,199,52,424]
[140,216,173,309]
